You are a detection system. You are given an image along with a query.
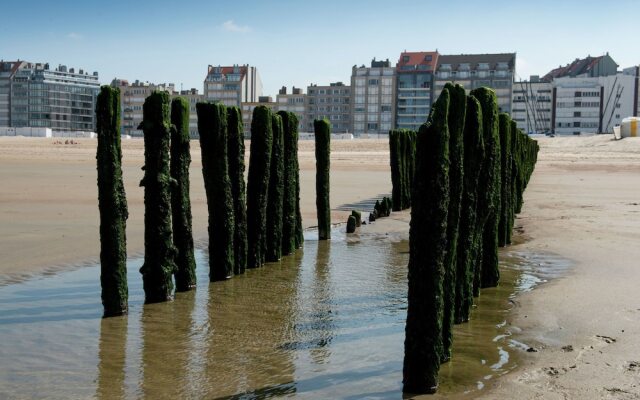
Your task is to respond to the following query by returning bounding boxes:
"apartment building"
[0,60,99,132]
[276,86,306,132]
[395,51,438,131]
[112,79,203,138]
[543,53,618,81]
[351,58,396,136]
[306,82,351,133]
[435,53,516,114]
[552,73,636,135]
[622,65,639,117]
[203,64,262,107]
[511,76,553,133]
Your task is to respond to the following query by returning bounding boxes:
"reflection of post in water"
[140,290,196,399]
[309,240,334,364]
[97,316,127,400]
[203,251,301,397]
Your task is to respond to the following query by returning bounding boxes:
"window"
[367,122,378,130]
[355,78,365,87]
[367,105,377,113]
[368,95,378,104]
[425,55,432,61]
[403,55,410,62]
[368,79,379,85]
[369,86,379,95]
[355,96,365,104]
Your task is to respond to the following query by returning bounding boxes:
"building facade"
[395,51,438,131]
[511,76,553,133]
[0,60,99,132]
[552,74,636,135]
[112,79,203,138]
[204,64,262,107]
[306,82,351,133]
[275,86,306,132]
[350,58,396,136]
[435,53,516,114]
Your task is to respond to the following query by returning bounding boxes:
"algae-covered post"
[197,101,234,281]
[441,83,466,363]
[389,130,402,211]
[139,91,177,303]
[346,215,357,233]
[96,85,129,317]
[246,105,273,268]
[351,210,362,227]
[279,111,301,255]
[266,113,285,262]
[170,97,196,292]
[314,118,331,240]
[403,88,450,395]
[498,113,512,247]
[469,87,501,292]
[227,106,248,275]
[454,95,485,324]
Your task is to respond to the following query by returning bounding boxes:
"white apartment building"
[241,96,276,137]
[305,82,351,133]
[204,64,262,107]
[553,74,636,135]
[351,58,396,136]
[511,77,553,133]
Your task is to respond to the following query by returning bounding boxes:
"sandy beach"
[0,137,391,284]
[1,134,640,398]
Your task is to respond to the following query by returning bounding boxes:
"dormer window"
[425,55,432,61]
[403,55,410,62]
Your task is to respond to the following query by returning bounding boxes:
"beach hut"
[620,117,640,138]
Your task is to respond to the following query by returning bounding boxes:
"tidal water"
[0,228,568,399]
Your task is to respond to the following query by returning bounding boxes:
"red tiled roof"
[206,65,247,77]
[542,56,603,81]
[396,51,439,70]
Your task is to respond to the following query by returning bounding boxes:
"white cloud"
[67,32,83,40]
[221,20,251,33]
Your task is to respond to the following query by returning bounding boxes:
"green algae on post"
[96,85,129,317]
[246,105,273,268]
[403,88,450,395]
[197,101,234,281]
[139,91,177,303]
[170,97,196,291]
[266,113,284,262]
[441,83,467,363]
[455,94,485,324]
[314,118,331,240]
[227,106,248,275]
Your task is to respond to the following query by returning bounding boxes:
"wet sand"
[478,135,640,399]
[2,134,640,398]
[0,137,390,284]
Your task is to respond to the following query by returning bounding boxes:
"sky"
[1,0,638,97]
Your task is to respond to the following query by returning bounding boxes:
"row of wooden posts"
[96,86,304,317]
[401,83,539,394]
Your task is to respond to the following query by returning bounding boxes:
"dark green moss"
[170,97,196,292]
[246,105,273,268]
[196,101,234,281]
[351,210,362,227]
[96,85,129,317]
[314,118,331,240]
[454,95,485,324]
[441,83,467,363]
[469,87,501,291]
[279,111,298,255]
[403,88,450,395]
[227,106,248,275]
[346,215,357,233]
[266,113,285,262]
[389,130,402,211]
[139,91,177,303]
[497,113,512,247]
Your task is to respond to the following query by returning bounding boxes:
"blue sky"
[1,0,637,96]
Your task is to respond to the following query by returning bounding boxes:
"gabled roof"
[436,53,515,71]
[206,65,247,78]
[542,56,605,81]
[396,51,439,71]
